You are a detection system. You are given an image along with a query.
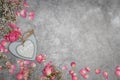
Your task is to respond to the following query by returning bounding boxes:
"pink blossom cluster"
[16,59,36,80]
[16,1,35,20]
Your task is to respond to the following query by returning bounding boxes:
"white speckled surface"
[1,0,120,80]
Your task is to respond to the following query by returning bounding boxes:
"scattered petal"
[115,70,120,77]
[15,11,20,16]
[82,74,89,79]
[85,67,91,72]
[71,62,76,68]
[79,69,87,75]
[95,69,101,74]
[62,65,68,70]
[36,54,46,63]
[23,1,29,7]
[29,11,35,20]
[102,71,108,79]
[116,66,120,71]
[20,9,27,18]
[1,40,7,46]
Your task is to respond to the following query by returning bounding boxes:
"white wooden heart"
[17,40,34,58]
[9,34,37,60]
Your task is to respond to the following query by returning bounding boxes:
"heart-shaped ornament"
[9,34,37,60]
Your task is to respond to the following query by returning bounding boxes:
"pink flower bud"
[16,73,23,80]
[82,74,89,79]
[95,69,101,74]
[115,70,120,77]
[20,9,27,18]
[79,69,87,76]
[85,67,91,72]
[116,66,120,71]
[102,71,108,79]
[36,54,46,63]
[71,62,76,68]
[23,1,29,7]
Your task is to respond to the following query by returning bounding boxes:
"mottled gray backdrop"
[1,0,120,80]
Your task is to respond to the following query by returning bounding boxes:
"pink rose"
[36,54,46,63]
[42,63,54,76]
[16,73,23,80]
[4,30,21,42]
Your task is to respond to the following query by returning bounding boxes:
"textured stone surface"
[1,0,120,80]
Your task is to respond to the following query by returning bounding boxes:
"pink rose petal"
[62,65,68,70]
[79,69,87,76]
[116,66,120,71]
[102,71,108,79]
[95,69,101,74]
[82,74,89,79]
[23,1,29,7]
[71,62,76,68]
[15,11,20,16]
[115,70,120,77]
[1,40,7,46]
[85,67,91,72]
[29,11,35,20]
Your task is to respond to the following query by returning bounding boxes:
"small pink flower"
[62,65,68,70]
[95,69,101,74]
[36,54,46,63]
[71,62,76,68]
[102,71,108,79]
[82,74,89,79]
[4,30,21,42]
[72,76,78,80]
[29,11,35,20]
[69,70,74,75]
[79,69,87,76]
[85,67,91,72]
[1,40,7,46]
[20,9,27,18]
[23,1,29,7]
[16,73,23,80]
[42,63,53,76]
[115,70,120,77]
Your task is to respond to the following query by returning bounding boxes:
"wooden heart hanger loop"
[21,29,34,45]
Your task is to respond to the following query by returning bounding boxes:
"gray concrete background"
[1,0,120,80]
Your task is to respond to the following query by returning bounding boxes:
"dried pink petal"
[1,40,7,46]
[85,67,91,72]
[15,11,20,16]
[29,11,35,20]
[116,66,120,71]
[20,9,27,18]
[23,1,29,7]
[82,74,89,79]
[102,71,108,79]
[71,62,76,68]
[115,70,120,77]
[62,65,68,70]
[95,69,101,74]
[79,69,87,75]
